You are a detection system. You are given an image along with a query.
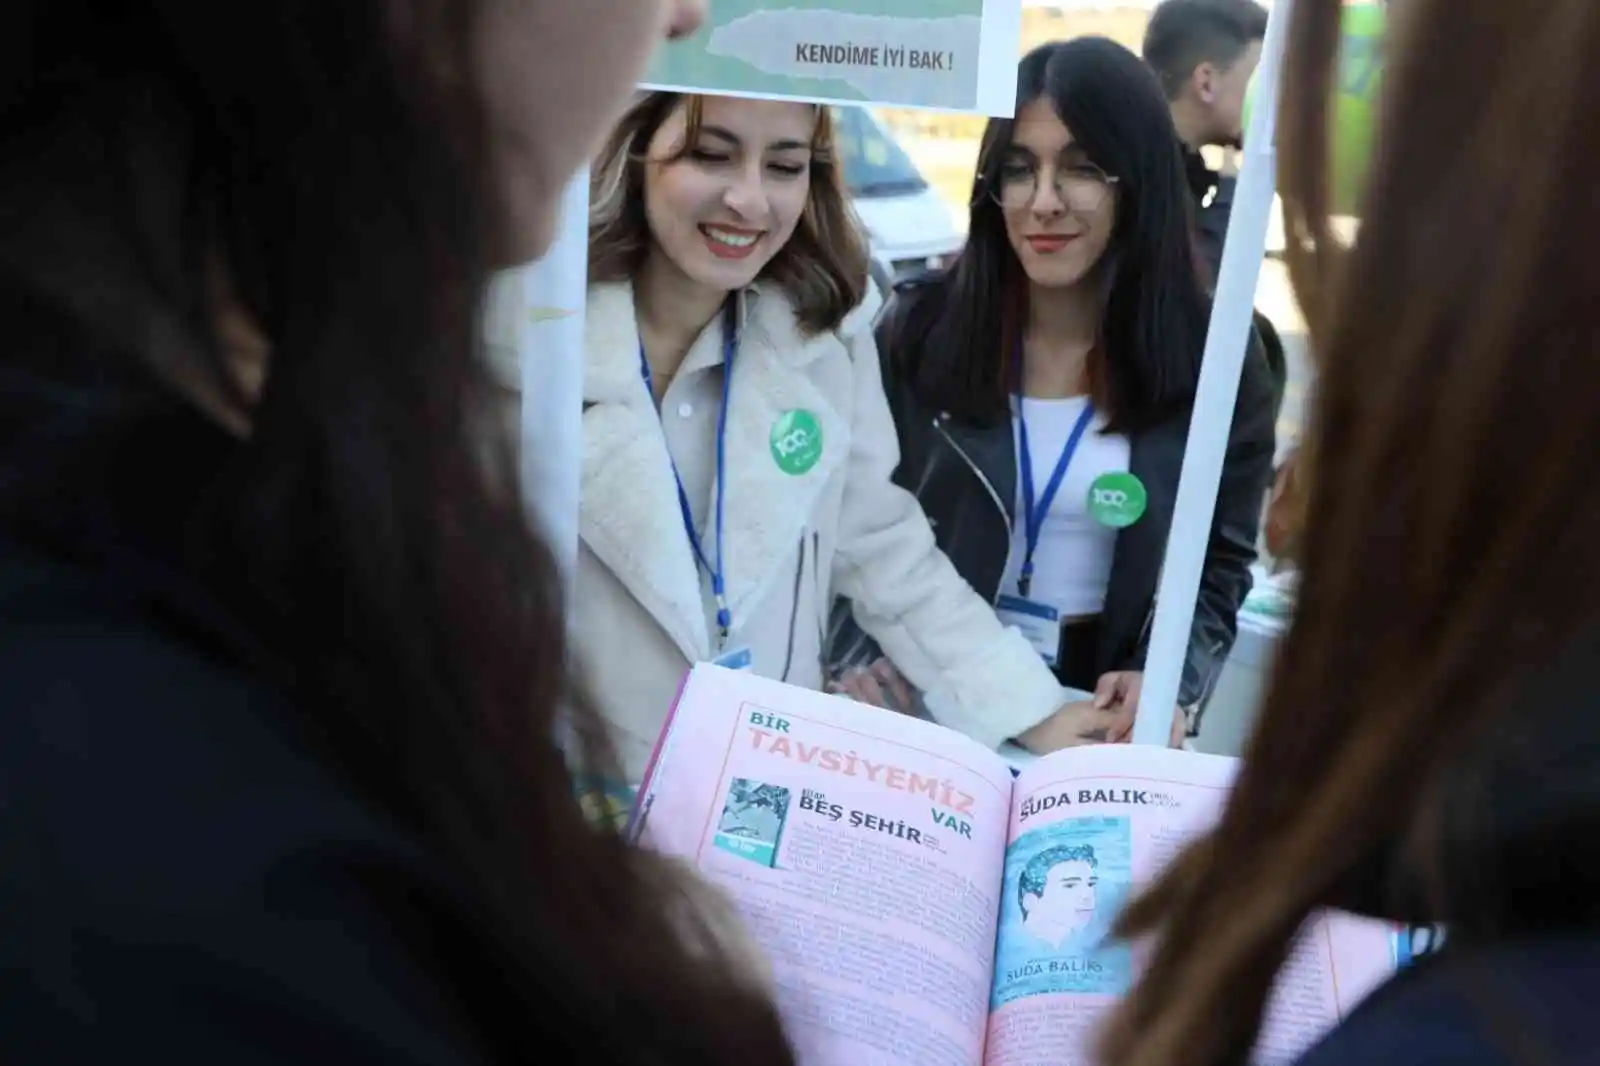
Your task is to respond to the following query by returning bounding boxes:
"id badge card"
[996,594,1061,667]
[713,646,754,670]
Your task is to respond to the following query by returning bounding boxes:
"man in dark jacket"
[1143,0,1286,407]
[1143,0,1268,280]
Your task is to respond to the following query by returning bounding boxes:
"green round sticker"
[770,409,823,475]
[1087,472,1147,528]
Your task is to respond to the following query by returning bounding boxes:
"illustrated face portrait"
[1023,857,1099,937]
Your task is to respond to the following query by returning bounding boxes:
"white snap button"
[677,402,693,419]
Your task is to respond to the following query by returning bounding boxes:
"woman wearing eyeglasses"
[829,37,1277,745]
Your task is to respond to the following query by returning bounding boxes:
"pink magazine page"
[986,746,1397,1066]
[638,664,1017,1066]
[1253,910,1396,1064]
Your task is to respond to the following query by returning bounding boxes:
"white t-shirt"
[999,395,1131,619]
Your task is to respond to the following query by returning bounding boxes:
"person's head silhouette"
[1019,844,1101,948]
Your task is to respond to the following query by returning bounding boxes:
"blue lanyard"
[1016,397,1095,598]
[639,301,736,648]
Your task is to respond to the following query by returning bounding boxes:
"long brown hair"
[588,92,869,335]
[1,2,794,1062]
[1099,2,1600,1064]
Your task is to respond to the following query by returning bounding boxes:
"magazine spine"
[626,665,696,839]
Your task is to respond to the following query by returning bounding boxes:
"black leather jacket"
[1184,144,1289,403]
[1183,143,1234,284]
[829,275,1278,716]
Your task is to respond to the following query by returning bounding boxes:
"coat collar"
[581,280,857,660]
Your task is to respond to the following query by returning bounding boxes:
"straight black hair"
[0,2,793,1061]
[891,37,1211,432]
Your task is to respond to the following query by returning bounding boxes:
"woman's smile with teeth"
[701,224,760,247]
[699,223,764,260]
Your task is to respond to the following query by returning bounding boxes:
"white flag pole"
[485,169,588,605]
[1130,0,1294,745]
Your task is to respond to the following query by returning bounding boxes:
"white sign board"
[644,0,1024,116]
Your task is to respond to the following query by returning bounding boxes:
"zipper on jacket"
[1130,592,1227,724]
[909,439,941,499]
[780,534,805,682]
[812,531,825,650]
[1186,635,1229,732]
[1136,600,1156,652]
[932,415,1013,603]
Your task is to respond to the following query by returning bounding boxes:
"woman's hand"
[827,657,916,714]
[1093,670,1187,747]
[1015,699,1132,751]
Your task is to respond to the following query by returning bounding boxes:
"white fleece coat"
[576,280,1068,780]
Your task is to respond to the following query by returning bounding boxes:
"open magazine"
[633,665,1399,1066]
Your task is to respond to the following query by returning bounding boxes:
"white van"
[830,107,965,296]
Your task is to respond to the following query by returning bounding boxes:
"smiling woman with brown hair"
[575,90,1123,784]
[1096,1,1600,1064]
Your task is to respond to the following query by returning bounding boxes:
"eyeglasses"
[989,160,1119,213]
